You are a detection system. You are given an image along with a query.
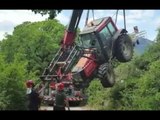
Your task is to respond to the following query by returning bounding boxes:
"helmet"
[26,80,34,88]
[57,83,64,91]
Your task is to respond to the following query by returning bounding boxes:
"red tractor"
[38,10,133,105]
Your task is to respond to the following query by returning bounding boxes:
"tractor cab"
[74,16,133,88]
[78,17,119,62]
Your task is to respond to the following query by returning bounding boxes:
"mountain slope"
[134,37,153,55]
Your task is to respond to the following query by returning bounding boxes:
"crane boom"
[62,10,83,47]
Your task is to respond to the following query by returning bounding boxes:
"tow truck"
[33,10,134,106]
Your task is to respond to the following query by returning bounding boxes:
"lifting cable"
[114,9,126,30]
[92,10,94,20]
[86,9,126,29]
[123,10,126,30]
[85,10,90,26]
[115,10,119,25]
[85,10,95,27]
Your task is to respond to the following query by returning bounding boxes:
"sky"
[0,10,160,41]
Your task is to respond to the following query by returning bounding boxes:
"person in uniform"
[54,83,70,111]
[26,80,41,110]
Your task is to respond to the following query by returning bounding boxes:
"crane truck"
[31,10,134,106]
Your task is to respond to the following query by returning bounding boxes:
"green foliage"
[1,20,65,76]
[0,19,65,110]
[131,60,160,110]
[87,29,160,110]
[86,80,110,109]
[32,10,62,19]
[0,54,33,110]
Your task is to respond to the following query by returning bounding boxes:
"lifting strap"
[92,10,94,20]
[123,10,126,30]
[115,10,119,25]
[115,9,126,30]
[85,10,90,26]
[85,10,95,26]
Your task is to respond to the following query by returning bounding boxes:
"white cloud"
[0,10,48,41]
[127,10,144,20]
[115,14,124,22]
[127,10,154,18]
[142,10,155,18]
[0,10,48,25]
[154,17,160,29]
[94,10,116,19]
[55,10,71,25]
[0,20,15,31]
[0,20,15,40]
[126,10,155,24]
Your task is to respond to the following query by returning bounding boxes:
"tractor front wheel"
[115,34,133,62]
[97,63,115,88]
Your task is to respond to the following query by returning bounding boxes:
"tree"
[0,19,65,110]
[1,20,65,76]
[32,10,62,19]
[86,29,160,110]
[0,53,32,110]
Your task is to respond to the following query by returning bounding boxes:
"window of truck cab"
[79,33,99,48]
[107,22,116,35]
[99,22,116,43]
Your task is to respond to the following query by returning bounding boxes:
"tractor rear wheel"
[97,63,115,88]
[115,34,133,62]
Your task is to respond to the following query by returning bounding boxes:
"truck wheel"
[97,63,115,88]
[115,34,133,62]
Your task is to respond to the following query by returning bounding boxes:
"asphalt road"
[40,106,91,111]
